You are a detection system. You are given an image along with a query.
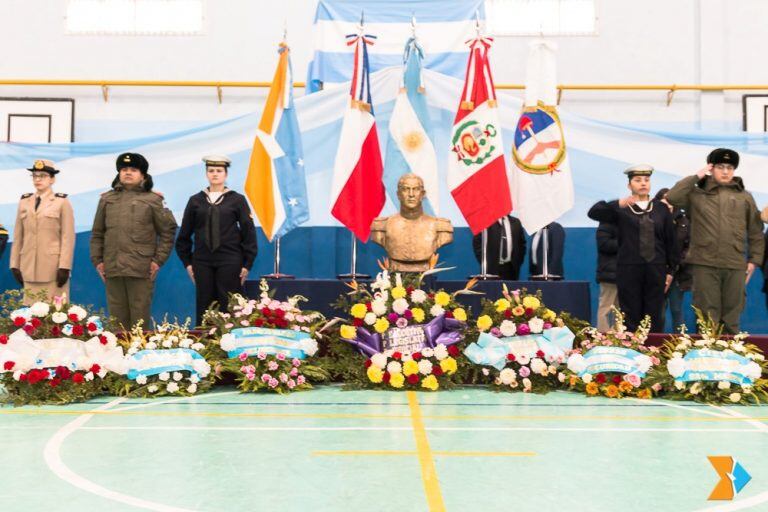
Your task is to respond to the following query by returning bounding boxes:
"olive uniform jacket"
[667,175,764,270]
[10,190,75,283]
[90,184,177,278]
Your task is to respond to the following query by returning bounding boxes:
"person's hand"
[186,265,195,284]
[10,268,23,285]
[664,274,674,293]
[618,196,637,208]
[95,262,105,282]
[240,267,249,285]
[56,268,70,288]
[149,261,160,281]
[746,262,757,284]
[696,164,713,179]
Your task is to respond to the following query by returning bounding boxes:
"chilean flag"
[329,28,385,241]
[447,36,512,235]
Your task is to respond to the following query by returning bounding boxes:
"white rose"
[528,318,544,334]
[717,381,731,390]
[410,289,427,304]
[97,369,108,379]
[30,302,50,317]
[84,371,94,382]
[220,333,235,351]
[191,343,205,351]
[392,298,409,315]
[522,378,532,390]
[567,354,586,374]
[418,359,433,375]
[386,361,402,374]
[166,382,179,393]
[433,345,448,361]
[179,339,192,349]
[582,373,593,384]
[147,384,159,393]
[136,374,148,385]
[52,312,67,324]
[158,372,170,381]
[189,375,200,384]
[67,305,87,321]
[530,358,547,375]
[187,383,198,394]
[499,368,516,385]
[371,300,388,316]
[162,339,173,348]
[370,353,387,369]
[667,358,686,378]
[364,312,377,326]
[421,347,434,358]
[558,372,566,383]
[715,340,728,348]
[729,392,742,403]
[173,372,183,382]
[674,381,685,390]
[146,342,157,350]
[429,304,445,317]
[517,354,530,366]
[499,320,517,337]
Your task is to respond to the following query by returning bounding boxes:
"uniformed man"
[90,153,177,329]
[588,165,678,332]
[10,159,75,303]
[667,148,765,333]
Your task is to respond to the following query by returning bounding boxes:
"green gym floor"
[1,387,766,512]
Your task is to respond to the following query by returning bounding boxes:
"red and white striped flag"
[329,29,385,241]
[448,36,512,235]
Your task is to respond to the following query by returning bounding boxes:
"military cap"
[624,164,654,179]
[27,159,60,175]
[116,152,149,174]
[707,148,739,168]
[202,155,231,168]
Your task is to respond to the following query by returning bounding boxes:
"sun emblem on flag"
[512,103,566,175]
[451,120,498,166]
[401,131,424,153]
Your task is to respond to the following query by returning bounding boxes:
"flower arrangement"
[0,295,124,406]
[320,269,469,390]
[644,312,767,404]
[203,280,328,393]
[463,287,573,393]
[565,311,660,399]
[108,321,212,397]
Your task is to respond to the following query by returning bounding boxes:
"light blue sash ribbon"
[226,327,312,359]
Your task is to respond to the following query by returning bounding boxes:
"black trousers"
[193,261,243,326]
[616,263,666,333]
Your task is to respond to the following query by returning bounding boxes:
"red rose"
[595,373,607,384]
[366,302,372,312]
[525,308,534,317]
[447,345,459,357]
[56,366,72,380]
[30,318,42,328]
[428,293,434,299]
[444,311,454,319]
[504,309,512,318]
[353,318,364,327]
[50,326,61,336]
[50,378,61,388]
[13,317,26,327]
[72,373,84,384]
[406,286,415,294]
[382,372,391,383]
[364,359,372,368]
[274,309,286,319]
[432,365,444,376]
[407,374,419,384]
[392,352,402,360]
[19,373,27,382]
[0,334,7,344]
[99,335,108,345]
[253,319,264,327]
[612,375,622,385]
[87,322,98,332]
[412,352,422,361]
[23,324,35,335]
[26,370,41,384]
[68,313,79,322]
[3,361,14,371]
[261,308,271,316]
[536,350,545,358]
[506,354,516,361]
[72,325,84,336]
[89,364,101,374]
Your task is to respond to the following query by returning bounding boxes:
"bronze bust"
[370,173,453,272]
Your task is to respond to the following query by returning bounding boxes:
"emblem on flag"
[451,120,499,165]
[512,104,566,175]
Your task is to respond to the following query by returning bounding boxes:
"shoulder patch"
[55,193,68,198]
[21,193,32,199]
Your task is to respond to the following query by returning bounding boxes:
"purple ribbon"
[341,314,464,357]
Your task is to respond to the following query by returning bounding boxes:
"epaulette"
[21,193,32,199]
[55,193,68,198]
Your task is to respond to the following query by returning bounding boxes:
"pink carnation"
[238,352,248,362]
[517,324,531,335]
[268,378,279,388]
[292,358,301,367]
[518,366,531,378]
[287,380,296,389]
[261,374,271,383]
[276,353,287,361]
[297,375,306,385]
[268,361,279,371]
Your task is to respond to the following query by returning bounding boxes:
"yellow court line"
[313,450,536,457]
[407,391,446,512]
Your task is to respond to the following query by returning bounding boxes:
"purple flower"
[517,324,531,335]
[518,366,531,378]
[388,313,399,323]
[490,327,502,337]
[543,322,552,330]
[396,317,408,328]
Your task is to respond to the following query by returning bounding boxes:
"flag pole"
[470,228,499,280]
[531,225,561,281]
[337,232,369,280]
[263,236,294,279]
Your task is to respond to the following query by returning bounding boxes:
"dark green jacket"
[90,184,178,278]
[667,175,764,270]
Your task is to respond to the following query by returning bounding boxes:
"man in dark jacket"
[528,222,565,279]
[595,221,619,331]
[667,148,764,333]
[472,214,526,280]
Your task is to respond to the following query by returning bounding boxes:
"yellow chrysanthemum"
[340,325,357,340]
[434,291,451,306]
[636,388,652,399]
[605,385,619,398]
[367,365,384,384]
[389,372,405,388]
[543,309,557,321]
[494,298,511,312]
[403,360,419,376]
[374,318,390,334]
[452,308,467,322]
[350,303,368,319]
[421,375,439,391]
[476,315,493,331]
[512,306,525,317]
[391,286,407,299]
[411,307,425,323]
[522,296,541,310]
[618,381,633,393]
[440,357,458,375]
[585,382,599,395]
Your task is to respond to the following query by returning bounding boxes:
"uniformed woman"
[175,155,258,325]
[10,159,75,303]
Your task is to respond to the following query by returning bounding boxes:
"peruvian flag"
[448,36,512,235]
[329,28,385,241]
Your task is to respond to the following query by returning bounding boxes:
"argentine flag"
[383,37,439,215]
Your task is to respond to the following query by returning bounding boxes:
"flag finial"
[474,10,481,37]
[410,13,417,39]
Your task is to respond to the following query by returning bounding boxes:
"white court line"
[43,397,200,512]
[70,426,765,433]
[110,390,241,412]
[628,398,733,418]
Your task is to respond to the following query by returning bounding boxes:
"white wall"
[0,0,764,139]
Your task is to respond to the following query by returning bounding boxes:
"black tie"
[34,196,41,211]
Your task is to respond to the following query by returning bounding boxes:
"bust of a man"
[371,173,453,272]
